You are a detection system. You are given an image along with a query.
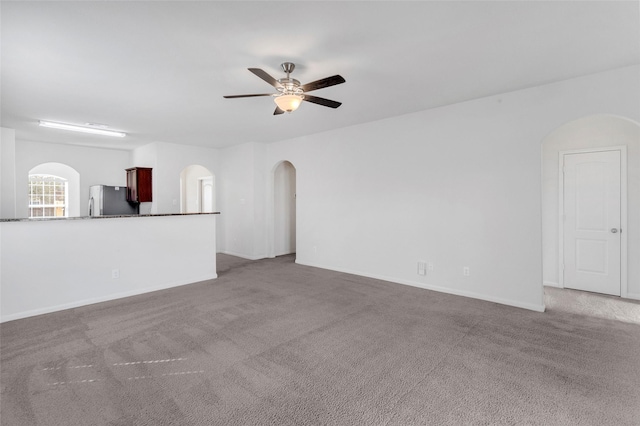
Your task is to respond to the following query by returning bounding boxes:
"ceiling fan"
[223,62,345,115]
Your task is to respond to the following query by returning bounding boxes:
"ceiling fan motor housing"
[277,63,303,96]
[276,78,303,96]
[281,62,296,74]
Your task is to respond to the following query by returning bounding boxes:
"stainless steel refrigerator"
[88,185,139,216]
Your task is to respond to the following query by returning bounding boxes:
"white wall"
[2,65,638,313]
[253,143,268,258]
[130,142,158,214]
[154,142,220,215]
[274,161,296,256]
[14,140,131,218]
[8,139,220,218]
[131,141,221,246]
[1,214,217,322]
[219,142,264,259]
[261,65,640,311]
[542,115,640,298]
[0,128,17,218]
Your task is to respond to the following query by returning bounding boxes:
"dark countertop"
[0,212,220,223]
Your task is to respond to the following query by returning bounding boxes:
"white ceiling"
[1,1,639,150]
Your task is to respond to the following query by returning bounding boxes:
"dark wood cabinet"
[126,167,152,203]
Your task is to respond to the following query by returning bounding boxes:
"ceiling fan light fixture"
[274,94,303,113]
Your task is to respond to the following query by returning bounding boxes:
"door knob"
[611,228,619,233]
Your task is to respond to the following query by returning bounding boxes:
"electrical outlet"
[463,266,470,276]
[417,261,427,276]
[112,269,120,279]
[428,263,434,271]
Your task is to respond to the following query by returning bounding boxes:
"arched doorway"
[28,162,80,217]
[541,114,640,299]
[273,161,296,256]
[179,165,215,213]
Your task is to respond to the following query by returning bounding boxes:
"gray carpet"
[1,254,639,425]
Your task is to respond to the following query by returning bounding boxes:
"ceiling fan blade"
[301,75,345,92]
[303,94,342,109]
[274,107,285,115]
[223,93,273,98]
[248,68,283,88]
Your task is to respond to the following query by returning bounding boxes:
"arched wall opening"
[541,114,640,299]
[29,162,80,217]
[179,165,215,213]
[270,160,297,257]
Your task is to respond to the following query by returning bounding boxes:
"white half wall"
[0,214,217,322]
[264,65,640,312]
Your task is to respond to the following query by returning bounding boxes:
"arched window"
[28,174,68,218]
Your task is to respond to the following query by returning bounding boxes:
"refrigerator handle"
[88,198,94,217]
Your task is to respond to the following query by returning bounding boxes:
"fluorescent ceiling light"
[39,120,126,137]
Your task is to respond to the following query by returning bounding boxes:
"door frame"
[267,160,297,259]
[198,176,214,213]
[558,146,628,297]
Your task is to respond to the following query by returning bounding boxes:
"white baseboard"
[0,273,218,323]
[625,292,640,301]
[295,260,545,313]
[545,283,639,301]
[219,250,265,261]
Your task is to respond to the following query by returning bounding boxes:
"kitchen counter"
[0,212,220,222]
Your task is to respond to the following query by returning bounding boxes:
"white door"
[563,150,621,296]
[199,177,214,213]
